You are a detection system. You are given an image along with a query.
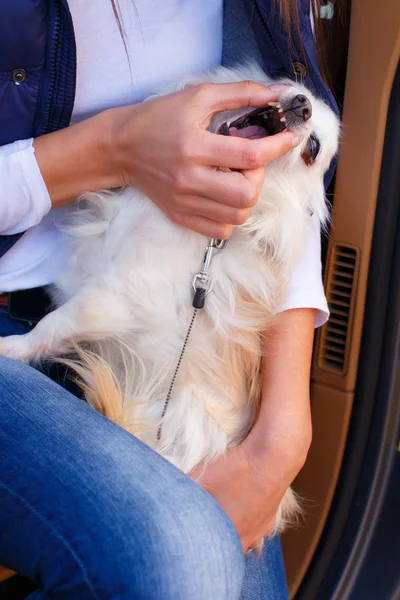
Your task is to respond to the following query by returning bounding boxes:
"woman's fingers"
[164,163,269,236]
[181,166,264,209]
[197,130,297,170]
[172,194,251,226]
[170,212,234,239]
[196,80,289,117]
[240,165,267,198]
[167,166,267,232]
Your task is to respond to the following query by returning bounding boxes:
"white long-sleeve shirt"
[0,0,329,326]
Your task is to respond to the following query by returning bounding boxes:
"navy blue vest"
[0,0,338,258]
[0,0,76,257]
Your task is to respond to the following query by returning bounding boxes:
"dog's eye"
[308,135,321,161]
[301,134,321,167]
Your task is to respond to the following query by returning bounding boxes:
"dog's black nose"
[289,94,312,121]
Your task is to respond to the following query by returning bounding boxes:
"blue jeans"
[0,308,288,599]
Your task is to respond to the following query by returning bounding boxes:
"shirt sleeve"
[279,212,329,328]
[0,139,51,235]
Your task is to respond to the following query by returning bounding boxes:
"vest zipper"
[33,0,76,137]
[42,0,62,134]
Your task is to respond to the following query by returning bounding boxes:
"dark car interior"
[282,0,400,597]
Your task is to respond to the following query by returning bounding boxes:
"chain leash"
[156,238,227,441]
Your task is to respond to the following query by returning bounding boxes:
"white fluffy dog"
[0,64,340,533]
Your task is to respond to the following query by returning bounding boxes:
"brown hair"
[280,0,345,84]
[110,0,129,60]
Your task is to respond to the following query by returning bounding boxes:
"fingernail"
[267,84,289,91]
[292,135,303,147]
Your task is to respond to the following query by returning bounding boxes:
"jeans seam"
[0,482,100,600]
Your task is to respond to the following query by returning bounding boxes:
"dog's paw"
[0,334,39,363]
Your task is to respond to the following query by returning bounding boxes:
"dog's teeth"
[268,101,278,107]
[280,116,286,122]
[278,107,284,113]
[276,103,282,108]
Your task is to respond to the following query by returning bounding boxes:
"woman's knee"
[88,478,245,600]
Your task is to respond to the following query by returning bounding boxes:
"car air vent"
[318,243,359,374]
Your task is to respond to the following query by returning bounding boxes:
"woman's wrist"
[244,405,312,478]
[33,109,125,209]
[100,104,142,188]
[232,431,309,509]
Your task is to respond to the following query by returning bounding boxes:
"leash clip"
[192,238,227,309]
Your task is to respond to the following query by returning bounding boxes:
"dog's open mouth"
[218,103,287,140]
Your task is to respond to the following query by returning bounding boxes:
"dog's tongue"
[229,125,268,140]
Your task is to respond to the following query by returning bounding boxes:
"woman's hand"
[189,432,308,552]
[35,81,296,237]
[106,81,296,238]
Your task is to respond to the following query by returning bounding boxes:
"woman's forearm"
[32,110,120,209]
[245,308,316,471]
[191,308,317,548]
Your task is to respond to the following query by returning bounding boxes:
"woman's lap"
[0,311,288,599]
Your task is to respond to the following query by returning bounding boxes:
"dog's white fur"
[0,64,340,534]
